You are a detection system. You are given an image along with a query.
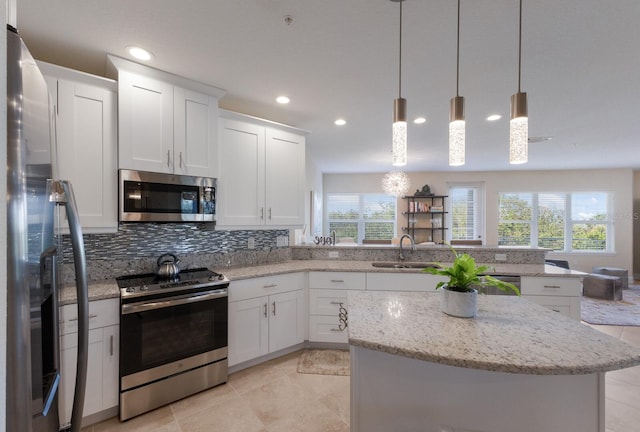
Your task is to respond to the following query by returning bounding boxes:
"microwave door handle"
[56,180,89,432]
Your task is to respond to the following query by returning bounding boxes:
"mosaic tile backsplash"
[60,223,291,282]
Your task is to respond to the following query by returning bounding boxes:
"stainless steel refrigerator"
[6,25,90,432]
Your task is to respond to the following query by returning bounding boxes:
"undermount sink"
[371,262,441,269]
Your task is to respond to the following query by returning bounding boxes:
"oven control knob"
[140,284,149,291]
[126,287,135,293]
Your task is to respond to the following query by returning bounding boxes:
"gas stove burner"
[117,267,229,300]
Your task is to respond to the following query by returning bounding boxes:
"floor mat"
[581,285,640,326]
[296,349,350,376]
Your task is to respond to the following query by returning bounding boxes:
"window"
[326,193,396,244]
[448,184,484,242]
[498,192,612,252]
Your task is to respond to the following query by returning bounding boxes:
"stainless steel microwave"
[119,169,216,223]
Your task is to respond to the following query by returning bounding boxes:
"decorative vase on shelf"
[441,286,477,318]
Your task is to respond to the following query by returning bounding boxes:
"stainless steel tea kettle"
[156,253,180,278]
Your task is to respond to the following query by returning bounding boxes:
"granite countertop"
[67,260,584,305]
[347,290,640,375]
[216,260,585,280]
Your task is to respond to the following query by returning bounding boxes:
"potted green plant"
[422,246,521,318]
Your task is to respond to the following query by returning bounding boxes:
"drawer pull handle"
[69,313,98,322]
[263,303,268,318]
[330,279,345,283]
[330,328,344,332]
[272,301,276,316]
[263,284,278,289]
[552,309,561,313]
[110,335,114,356]
[330,301,344,305]
[543,285,561,289]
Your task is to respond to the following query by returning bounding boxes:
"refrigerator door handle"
[54,180,89,432]
[40,245,61,417]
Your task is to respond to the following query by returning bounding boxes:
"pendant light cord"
[398,0,403,98]
[518,0,522,93]
[456,0,460,97]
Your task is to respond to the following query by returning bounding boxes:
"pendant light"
[392,0,407,167]
[510,0,528,164]
[382,171,411,197]
[449,0,465,166]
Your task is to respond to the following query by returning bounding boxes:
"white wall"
[298,150,323,244]
[324,169,634,275]
[633,171,640,279]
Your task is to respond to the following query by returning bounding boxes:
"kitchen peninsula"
[347,290,640,432]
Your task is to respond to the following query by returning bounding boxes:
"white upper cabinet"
[174,88,219,177]
[108,55,224,177]
[217,111,306,228]
[117,71,174,173]
[39,61,118,233]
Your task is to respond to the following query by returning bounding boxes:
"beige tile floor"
[84,325,640,432]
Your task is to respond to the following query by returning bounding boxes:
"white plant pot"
[441,286,477,318]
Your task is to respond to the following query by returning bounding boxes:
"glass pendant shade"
[392,97,407,166]
[449,96,465,166]
[382,171,410,197]
[510,91,528,164]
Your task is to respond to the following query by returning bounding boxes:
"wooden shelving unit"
[402,195,448,244]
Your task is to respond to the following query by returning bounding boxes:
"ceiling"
[15,0,640,174]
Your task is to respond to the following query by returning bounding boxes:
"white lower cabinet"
[521,276,582,320]
[228,273,304,366]
[58,298,119,427]
[308,272,365,343]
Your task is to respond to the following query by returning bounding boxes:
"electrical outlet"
[328,251,339,258]
[248,237,255,249]
[495,253,507,261]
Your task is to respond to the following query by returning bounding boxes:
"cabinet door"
[265,128,305,225]
[174,88,218,177]
[56,79,117,232]
[118,71,174,173]
[102,325,119,410]
[228,296,269,366]
[217,118,265,225]
[269,290,304,352]
[59,329,104,426]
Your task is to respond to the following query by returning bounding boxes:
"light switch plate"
[328,251,339,258]
[495,253,507,261]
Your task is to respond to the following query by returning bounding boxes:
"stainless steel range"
[116,268,229,421]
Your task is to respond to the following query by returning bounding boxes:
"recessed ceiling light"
[276,96,290,104]
[127,46,153,61]
[334,119,347,126]
[413,117,427,124]
[486,114,502,121]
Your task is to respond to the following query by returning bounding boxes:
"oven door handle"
[121,289,228,315]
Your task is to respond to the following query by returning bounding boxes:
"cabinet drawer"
[309,271,365,290]
[59,298,119,335]
[309,315,349,344]
[309,289,349,315]
[523,295,580,320]
[521,277,582,296]
[229,272,304,302]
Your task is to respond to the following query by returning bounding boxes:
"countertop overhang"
[347,290,640,375]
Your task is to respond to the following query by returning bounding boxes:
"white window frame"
[498,191,614,253]
[447,182,485,243]
[325,193,397,244]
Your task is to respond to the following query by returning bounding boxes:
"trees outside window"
[326,193,396,244]
[498,192,611,252]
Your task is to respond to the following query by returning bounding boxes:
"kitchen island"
[348,290,640,432]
